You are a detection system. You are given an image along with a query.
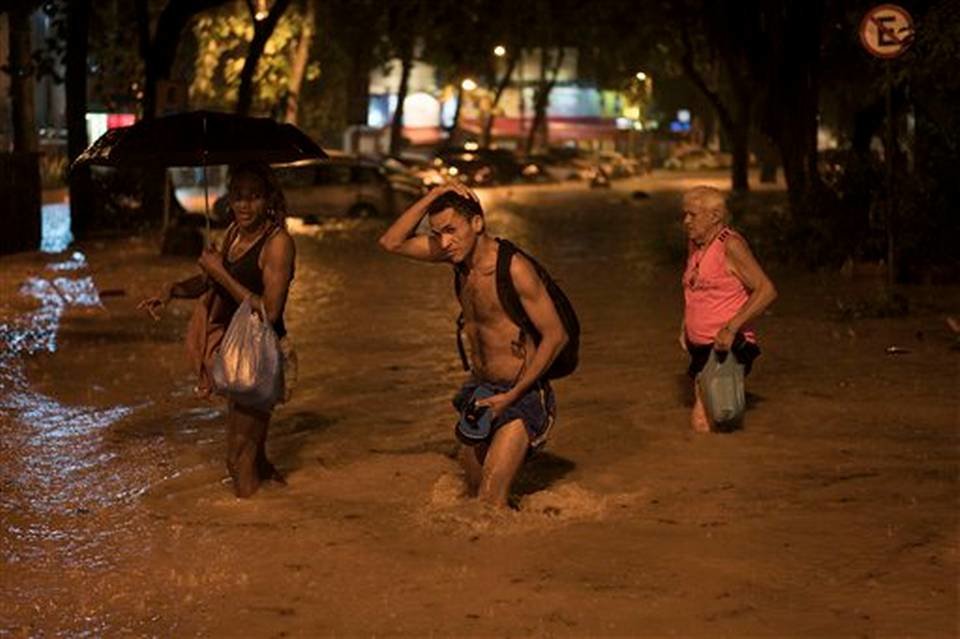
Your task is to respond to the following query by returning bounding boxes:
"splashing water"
[420,471,640,536]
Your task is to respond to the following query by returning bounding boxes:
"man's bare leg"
[478,419,529,508]
[691,382,711,433]
[457,444,486,497]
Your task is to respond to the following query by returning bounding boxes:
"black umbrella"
[72,110,328,236]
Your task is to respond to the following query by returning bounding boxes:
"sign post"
[859,4,914,287]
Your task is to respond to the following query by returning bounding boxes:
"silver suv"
[211,152,423,222]
[275,153,423,221]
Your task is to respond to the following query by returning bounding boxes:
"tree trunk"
[701,108,715,149]
[345,44,372,126]
[524,47,563,156]
[754,133,777,183]
[776,127,818,213]
[388,39,414,157]
[524,49,549,156]
[237,0,292,116]
[852,101,885,154]
[66,0,94,240]
[447,84,464,143]
[759,0,824,215]
[138,0,233,120]
[9,5,37,153]
[481,53,518,149]
[730,119,749,192]
[284,0,316,124]
[66,0,91,161]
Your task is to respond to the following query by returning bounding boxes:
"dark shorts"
[686,334,761,378]
[453,379,556,448]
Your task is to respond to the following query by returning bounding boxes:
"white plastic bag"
[697,349,745,427]
[211,297,283,411]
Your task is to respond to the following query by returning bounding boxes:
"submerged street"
[1,172,957,636]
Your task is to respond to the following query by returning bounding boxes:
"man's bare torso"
[457,245,535,384]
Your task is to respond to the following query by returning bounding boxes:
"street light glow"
[461,78,478,91]
[636,71,647,81]
[494,45,507,57]
[254,0,268,20]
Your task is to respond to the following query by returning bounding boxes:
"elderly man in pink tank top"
[680,186,778,432]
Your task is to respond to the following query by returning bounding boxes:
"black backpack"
[454,239,580,380]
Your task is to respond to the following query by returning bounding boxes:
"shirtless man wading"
[378,183,568,508]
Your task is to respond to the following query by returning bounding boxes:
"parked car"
[435,147,523,185]
[518,158,555,183]
[381,155,445,188]
[530,148,597,181]
[213,152,424,222]
[664,148,733,170]
[597,150,642,178]
[376,156,432,194]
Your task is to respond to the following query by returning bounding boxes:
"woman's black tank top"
[215,225,288,338]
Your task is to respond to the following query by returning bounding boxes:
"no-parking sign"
[859,4,914,59]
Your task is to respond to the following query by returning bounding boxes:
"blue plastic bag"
[211,297,283,411]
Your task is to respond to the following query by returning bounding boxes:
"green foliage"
[30,1,145,111]
[296,42,349,146]
[88,2,144,112]
[32,0,67,83]
[190,0,318,114]
[39,150,67,189]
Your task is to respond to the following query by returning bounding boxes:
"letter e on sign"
[859,4,914,59]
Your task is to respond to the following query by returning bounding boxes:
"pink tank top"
[683,227,756,346]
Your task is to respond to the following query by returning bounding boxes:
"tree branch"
[236,0,292,115]
[134,0,151,62]
[678,18,734,131]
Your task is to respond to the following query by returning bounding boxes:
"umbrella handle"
[203,163,211,246]
[202,114,211,247]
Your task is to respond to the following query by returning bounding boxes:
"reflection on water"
[41,202,73,253]
[5,272,103,360]
[1,252,144,587]
[48,251,88,271]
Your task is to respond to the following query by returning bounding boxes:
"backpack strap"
[453,266,470,371]
[221,223,238,253]
[496,239,539,343]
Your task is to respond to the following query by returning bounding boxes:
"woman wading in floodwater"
[139,162,296,497]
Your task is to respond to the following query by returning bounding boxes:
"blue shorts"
[452,379,556,448]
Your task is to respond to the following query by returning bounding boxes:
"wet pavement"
[1,172,957,636]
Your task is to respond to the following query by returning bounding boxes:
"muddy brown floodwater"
[1,173,957,637]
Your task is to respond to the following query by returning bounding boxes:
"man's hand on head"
[446,180,480,204]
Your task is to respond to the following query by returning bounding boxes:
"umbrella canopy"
[71,111,328,243]
[72,110,327,169]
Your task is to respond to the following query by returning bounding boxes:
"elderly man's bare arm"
[722,235,778,338]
